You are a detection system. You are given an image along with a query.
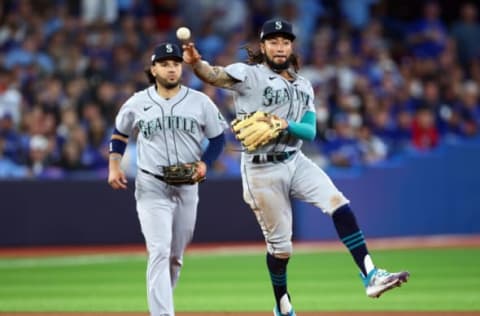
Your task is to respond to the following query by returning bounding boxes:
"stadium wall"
[295,139,480,240]
[1,139,479,246]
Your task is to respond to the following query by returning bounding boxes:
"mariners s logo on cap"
[151,42,183,63]
[260,18,295,41]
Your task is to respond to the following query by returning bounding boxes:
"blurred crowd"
[1,0,480,179]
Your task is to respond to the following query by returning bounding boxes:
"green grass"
[0,248,479,312]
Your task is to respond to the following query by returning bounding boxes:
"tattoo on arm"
[193,62,237,88]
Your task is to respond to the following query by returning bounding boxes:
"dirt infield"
[1,234,480,258]
[1,312,480,316]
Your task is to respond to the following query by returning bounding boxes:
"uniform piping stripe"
[243,163,259,211]
[347,240,366,251]
[341,231,363,243]
[270,279,286,284]
[343,235,365,247]
[146,88,171,165]
[270,277,286,282]
[269,273,287,285]
[270,273,286,280]
[169,87,190,164]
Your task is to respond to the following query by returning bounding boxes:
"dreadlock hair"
[243,44,300,73]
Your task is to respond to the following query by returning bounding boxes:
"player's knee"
[326,194,350,215]
[272,252,291,259]
[267,241,292,258]
[147,244,170,262]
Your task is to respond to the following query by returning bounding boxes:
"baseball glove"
[231,111,285,152]
[162,162,205,185]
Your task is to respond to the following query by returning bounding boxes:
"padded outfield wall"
[295,138,480,240]
[0,139,479,246]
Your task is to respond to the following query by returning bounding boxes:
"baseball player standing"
[183,19,409,316]
[108,42,227,316]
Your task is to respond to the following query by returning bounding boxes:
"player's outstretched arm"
[182,43,237,89]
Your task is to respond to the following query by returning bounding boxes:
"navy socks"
[332,204,370,276]
[267,252,289,308]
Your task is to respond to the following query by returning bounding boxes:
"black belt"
[140,169,167,182]
[140,168,197,186]
[252,151,296,164]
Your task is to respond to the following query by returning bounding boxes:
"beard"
[265,54,291,72]
[156,77,181,90]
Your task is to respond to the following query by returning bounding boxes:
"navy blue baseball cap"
[151,42,183,64]
[260,18,296,41]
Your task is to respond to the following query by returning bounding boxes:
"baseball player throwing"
[108,42,227,316]
[183,19,409,316]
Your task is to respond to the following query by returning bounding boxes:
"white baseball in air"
[176,27,191,41]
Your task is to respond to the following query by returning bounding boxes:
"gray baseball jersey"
[115,84,227,316]
[116,85,227,173]
[225,63,315,153]
[225,63,349,256]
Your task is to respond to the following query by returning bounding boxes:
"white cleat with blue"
[362,268,410,298]
[273,294,296,316]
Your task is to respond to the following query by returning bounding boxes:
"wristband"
[109,139,127,155]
